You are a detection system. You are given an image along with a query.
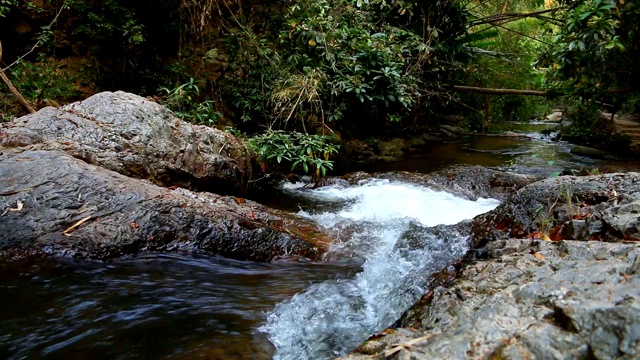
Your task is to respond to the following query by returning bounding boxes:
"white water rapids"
[260,178,500,359]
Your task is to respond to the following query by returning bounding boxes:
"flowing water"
[260,181,500,359]
[0,254,355,359]
[2,124,639,359]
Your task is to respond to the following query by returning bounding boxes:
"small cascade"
[261,179,500,359]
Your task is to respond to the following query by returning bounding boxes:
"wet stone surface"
[0,150,328,261]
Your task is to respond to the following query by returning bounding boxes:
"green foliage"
[538,0,640,102]
[460,1,554,127]
[221,0,468,133]
[159,78,222,126]
[0,0,17,17]
[248,130,340,178]
[9,59,82,102]
[66,0,146,45]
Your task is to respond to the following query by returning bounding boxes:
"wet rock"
[341,171,373,185]
[0,91,252,195]
[317,167,536,201]
[473,173,640,245]
[0,150,329,261]
[377,166,539,201]
[545,111,563,123]
[408,137,426,148]
[378,138,406,158]
[339,239,640,360]
[439,125,466,136]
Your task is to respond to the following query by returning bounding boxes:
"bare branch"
[1,1,67,72]
[0,41,36,113]
[453,85,546,96]
[468,7,564,27]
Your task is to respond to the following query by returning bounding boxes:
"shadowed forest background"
[1,0,639,175]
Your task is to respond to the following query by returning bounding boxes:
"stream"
[2,124,639,359]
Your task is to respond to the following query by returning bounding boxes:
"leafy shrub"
[248,130,339,179]
[9,59,83,103]
[561,102,631,151]
[159,78,222,126]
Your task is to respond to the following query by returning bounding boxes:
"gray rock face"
[339,239,640,360]
[1,91,252,195]
[0,150,328,261]
[473,173,640,245]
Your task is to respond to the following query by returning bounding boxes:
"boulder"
[339,239,640,360]
[0,150,329,261]
[545,111,563,123]
[408,137,426,148]
[0,91,252,195]
[473,173,640,245]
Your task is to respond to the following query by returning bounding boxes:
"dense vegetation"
[1,0,639,173]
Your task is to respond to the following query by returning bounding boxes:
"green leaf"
[579,11,592,20]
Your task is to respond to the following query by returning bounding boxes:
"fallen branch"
[452,85,545,96]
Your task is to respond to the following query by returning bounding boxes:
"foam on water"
[260,179,500,359]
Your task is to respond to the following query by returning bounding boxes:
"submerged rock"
[0,91,253,195]
[339,239,640,360]
[0,150,328,261]
[378,138,406,158]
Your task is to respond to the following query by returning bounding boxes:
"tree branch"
[1,1,67,72]
[468,7,564,27]
[453,85,545,96]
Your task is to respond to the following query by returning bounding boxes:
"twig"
[1,1,68,73]
[0,41,35,113]
[63,215,93,236]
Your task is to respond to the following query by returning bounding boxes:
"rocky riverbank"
[0,92,330,261]
[339,173,640,360]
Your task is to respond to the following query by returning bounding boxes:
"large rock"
[0,91,252,195]
[473,173,640,245]
[0,150,328,261]
[339,239,640,360]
